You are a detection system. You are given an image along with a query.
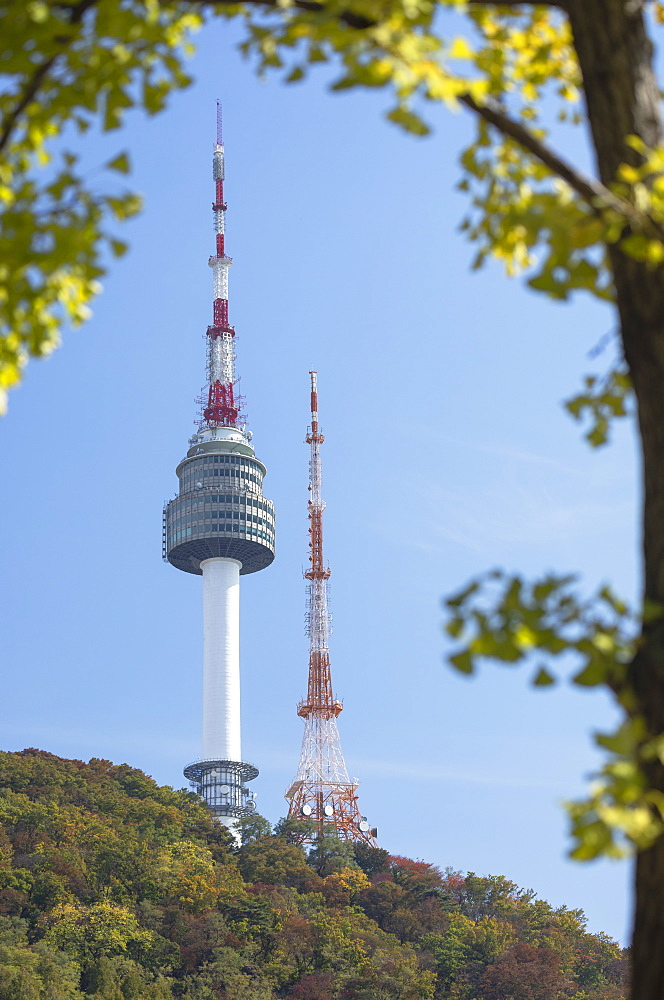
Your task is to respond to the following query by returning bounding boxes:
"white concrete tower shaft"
[202,557,241,762]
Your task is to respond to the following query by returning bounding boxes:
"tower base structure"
[286,710,378,845]
[286,777,376,842]
[184,758,258,826]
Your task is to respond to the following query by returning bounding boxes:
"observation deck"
[164,425,275,576]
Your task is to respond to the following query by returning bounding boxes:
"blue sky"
[0,18,636,943]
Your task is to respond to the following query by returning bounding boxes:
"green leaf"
[285,65,305,83]
[564,367,632,448]
[445,617,464,639]
[599,585,628,616]
[386,106,430,136]
[449,650,474,675]
[572,654,610,687]
[446,580,481,609]
[107,152,131,175]
[533,667,556,687]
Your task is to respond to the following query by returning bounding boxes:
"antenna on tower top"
[309,371,319,437]
[202,100,243,427]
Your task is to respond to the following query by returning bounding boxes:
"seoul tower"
[163,104,275,830]
[285,373,377,844]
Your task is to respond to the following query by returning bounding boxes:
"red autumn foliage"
[287,972,336,999]
[389,856,444,894]
[439,871,467,903]
[480,943,575,1000]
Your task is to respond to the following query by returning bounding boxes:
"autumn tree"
[237,815,274,846]
[307,831,359,877]
[237,836,319,890]
[352,844,391,877]
[479,942,574,1000]
[286,972,335,1000]
[389,857,445,899]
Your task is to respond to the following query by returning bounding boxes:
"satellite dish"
[220,784,230,793]
[196,482,203,489]
[301,804,312,816]
[323,804,334,817]
[245,800,256,812]
[358,820,369,832]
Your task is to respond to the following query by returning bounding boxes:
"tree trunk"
[566,2,664,997]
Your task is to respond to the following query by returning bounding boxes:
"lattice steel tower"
[163,105,275,832]
[285,373,377,844]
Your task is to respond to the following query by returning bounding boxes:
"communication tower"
[285,373,377,844]
[163,104,275,832]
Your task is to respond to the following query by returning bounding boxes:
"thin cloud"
[353,756,565,791]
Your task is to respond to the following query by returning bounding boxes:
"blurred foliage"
[441,570,664,859]
[565,368,633,449]
[0,750,627,998]
[0,0,201,414]
[444,571,635,691]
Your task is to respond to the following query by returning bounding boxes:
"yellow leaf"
[449,37,474,59]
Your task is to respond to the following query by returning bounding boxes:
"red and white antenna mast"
[202,99,242,427]
[285,372,377,844]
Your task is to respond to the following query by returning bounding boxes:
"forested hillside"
[0,750,626,999]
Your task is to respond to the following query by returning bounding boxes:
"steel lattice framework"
[285,373,377,844]
[203,101,243,428]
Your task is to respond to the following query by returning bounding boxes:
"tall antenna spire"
[285,373,377,844]
[216,98,223,145]
[203,101,241,427]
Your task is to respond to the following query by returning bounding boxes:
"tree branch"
[467,0,566,6]
[191,0,568,27]
[459,91,663,238]
[0,0,99,156]
[459,93,606,205]
[0,59,57,155]
[195,0,566,18]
